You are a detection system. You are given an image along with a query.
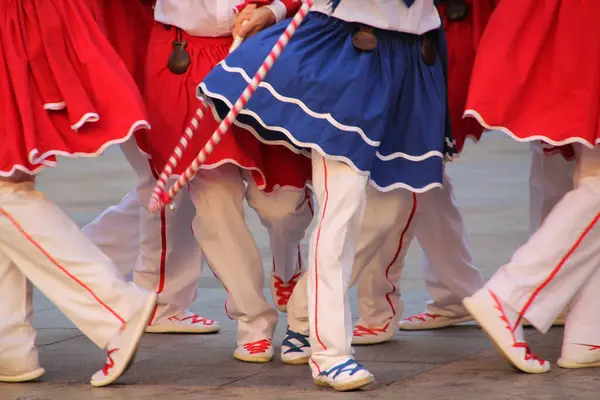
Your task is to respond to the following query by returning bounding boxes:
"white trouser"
[487,144,600,345]
[82,190,139,276]
[357,141,576,323]
[288,182,418,335]
[247,182,313,283]
[357,172,484,322]
[83,139,203,321]
[188,164,311,345]
[0,181,148,369]
[529,141,575,232]
[306,152,418,376]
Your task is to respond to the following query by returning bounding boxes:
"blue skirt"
[198,12,456,192]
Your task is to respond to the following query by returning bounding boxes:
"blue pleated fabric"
[198,12,456,192]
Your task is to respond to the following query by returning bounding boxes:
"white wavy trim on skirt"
[71,112,100,131]
[138,142,307,195]
[464,109,600,149]
[220,61,380,147]
[212,62,448,163]
[199,83,443,194]
[43,101,66,111]
[0,119,150,178]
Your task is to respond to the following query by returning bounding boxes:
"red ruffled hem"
[465,0,600,157]
[138,23,311,192]
[1,120,150,177]
[0,0,149,176]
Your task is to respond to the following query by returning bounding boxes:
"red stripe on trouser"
[148,160,168,324]
[0,207,126,325]
[383,193,418,317]
[514,212,600,328]
[313,157,329,350]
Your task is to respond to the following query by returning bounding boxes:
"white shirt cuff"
[266,1,287,23]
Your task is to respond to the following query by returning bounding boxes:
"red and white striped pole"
[148,0,314,212]
[144,21,246,214]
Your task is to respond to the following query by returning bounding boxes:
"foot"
[145,309,220,334]
[0,366,45,383]
[352,320,396,345]
[314,358,374,391]
[558,343,600,369]
[90,293,157,387]
[398,312,474,331]
[281,328,311,364]
[463,289,550,374]
[234,339,273,363]
[270,272,302,313]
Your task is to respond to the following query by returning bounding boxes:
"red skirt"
[138,23,311,192]
[438,0,496,153]
[465,0,600,153]
[96,0,154,94]
[0,0,149,177]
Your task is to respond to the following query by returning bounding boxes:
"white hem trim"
[43,101,66,111]
[71,112,100,131]
[464,109,600,149]
[377,149,444,162]
[207,62,445,162]
[174,158,269,191]
[219,60,380,147]
[139,147,307,195]
[0,120,151,178]
[198,83,443,193]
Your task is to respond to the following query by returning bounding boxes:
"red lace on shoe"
[405,313,439,322]
[168,314,215,325]
[585,345,600,351]
[512,342,546,366]
[489,290,518,341]
[353,322,390,337]
[273,272,301,307]
[243,339,272,354]
[489,291,547,367]
[101,348,119,376]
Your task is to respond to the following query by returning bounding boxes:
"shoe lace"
[489,290,518,340]
[243,339,272,354]
[513,342,546,366]
[405,313,438,322]
[282,329,310,354]
[353,322,390,337]
[489,290,547,367]
[319,359,366,379]
[273,272,301,306]
[179,314,215,325]
[101,348,119,376]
